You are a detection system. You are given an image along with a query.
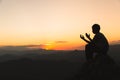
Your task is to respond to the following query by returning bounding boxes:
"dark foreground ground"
[0,44,120,80]
[0,58,83,80]
[0,55,120,80]
[0,50,84,80]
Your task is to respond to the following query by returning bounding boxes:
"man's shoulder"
[94,33,105,39]
[97,32,104,36]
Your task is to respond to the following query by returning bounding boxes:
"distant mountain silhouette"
[109,44,120,53]
[0,45,45,51]
[0,49,85,62]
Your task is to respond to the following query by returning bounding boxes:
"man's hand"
[85,33,90,38]
[80,34,85,39]
[80,34,91,43]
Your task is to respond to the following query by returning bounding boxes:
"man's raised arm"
[80,34,91,44]
[85,33,93,42]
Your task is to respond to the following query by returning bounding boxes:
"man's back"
[92,32,109,54]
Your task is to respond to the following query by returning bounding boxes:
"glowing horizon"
[0,0,120,50]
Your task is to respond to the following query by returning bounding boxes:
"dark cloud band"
[55,41,68,43]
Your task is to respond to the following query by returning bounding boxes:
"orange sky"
[0,0,120,50]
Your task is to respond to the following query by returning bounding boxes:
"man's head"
[92,24,100,34]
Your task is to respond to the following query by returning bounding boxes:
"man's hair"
[92,24,100,31]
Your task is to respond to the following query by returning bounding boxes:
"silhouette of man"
[80,24,109,62]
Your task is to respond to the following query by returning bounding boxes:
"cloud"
[21,44,47,49]
[111,40,120,44]
[55,41,68,44]
[0,46,29,51]
[22,44,45,48]
[0,44,46,51]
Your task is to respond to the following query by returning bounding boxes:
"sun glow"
[44,43,54,50]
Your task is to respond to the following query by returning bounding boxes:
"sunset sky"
[0,0,120,50]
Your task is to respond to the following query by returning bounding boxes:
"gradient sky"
[0,0,120,50]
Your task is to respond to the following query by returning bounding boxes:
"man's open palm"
[85,33,90,38]
[80,34,85,39]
